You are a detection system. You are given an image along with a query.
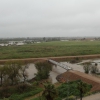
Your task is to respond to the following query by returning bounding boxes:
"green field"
[0,41,100,59]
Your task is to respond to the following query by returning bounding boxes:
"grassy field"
[0,41,100,59]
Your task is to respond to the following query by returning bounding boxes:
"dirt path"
[78,93,100,100]
[0,54,100,64]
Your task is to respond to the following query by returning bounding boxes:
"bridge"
[48,59,72,71]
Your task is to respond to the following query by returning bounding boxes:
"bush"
[15,83,33,93]
[66,95,76,100]
[35,62,52,81]
[57,80,92,99]
[9,88,43,100]
[90,65,99,74]
[84,92,92,96]
[30,96,45,100]
[0,87,12,98]
[54,97,62,100]
[0,83,36,99]
[83,65,90,74]
[70,58,80,64]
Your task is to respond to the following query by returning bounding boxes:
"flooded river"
[25,59,100,83]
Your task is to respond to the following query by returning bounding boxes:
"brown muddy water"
[27,59,100,83]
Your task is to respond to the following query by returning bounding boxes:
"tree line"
[0,61,29,86]
[83,62,99,74]
[0,60,52,87]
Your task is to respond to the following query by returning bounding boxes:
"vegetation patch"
[34,62,52,81]
[8,88,43,100]
[57,80,92,100]
[0,41,100,59]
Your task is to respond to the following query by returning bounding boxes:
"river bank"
[0,54,100,64]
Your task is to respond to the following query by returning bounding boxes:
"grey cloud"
[0,0,100,37]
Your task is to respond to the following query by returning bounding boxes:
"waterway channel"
[26,59,100,84]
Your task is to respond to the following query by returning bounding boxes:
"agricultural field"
[0,41,100,59]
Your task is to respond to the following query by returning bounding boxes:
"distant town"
[0,37,100,46]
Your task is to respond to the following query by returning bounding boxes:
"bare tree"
[0,66,6,86]
[83,65,90,74]
[5,61,22,85]
[20,64,29,82]
[90,65,99,74]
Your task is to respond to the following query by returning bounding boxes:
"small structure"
[48,59,72,71]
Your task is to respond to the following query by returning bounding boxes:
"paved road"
[78,93,100,100]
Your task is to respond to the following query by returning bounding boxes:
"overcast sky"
[0,0,100,37]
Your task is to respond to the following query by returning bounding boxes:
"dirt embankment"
[56,70,100,92]
[0,54,100,64]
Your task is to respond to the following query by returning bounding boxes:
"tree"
[0,66,6,86]
[83,65,90,74]
[20,64,29,82]
[57,81,79,99]
[77,80,92,100]
[90,65,99,74]
[35,62,52,81]
[5,61,22,85]
[83,62,99,74]
[42,82,57,100]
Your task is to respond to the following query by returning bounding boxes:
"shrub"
[84,92,92,96]
[57,80,92,99]
[9,88,43,100]
[66,95,76,100]
[83,65,90,74]
[15,83,33,93]
[54,97,62,100]
[35,62,52,81]
[90,65,99,74]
